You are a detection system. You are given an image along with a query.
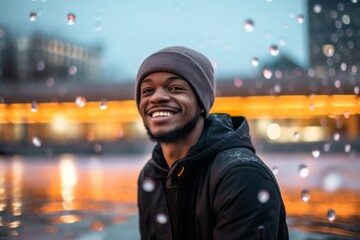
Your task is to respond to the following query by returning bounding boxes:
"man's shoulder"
[210,147,267,181]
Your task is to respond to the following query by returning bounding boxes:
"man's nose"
[149,88,171,103]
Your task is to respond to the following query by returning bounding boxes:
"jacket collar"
[148,114,255,179]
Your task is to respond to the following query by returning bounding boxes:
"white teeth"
[152,111,173,118]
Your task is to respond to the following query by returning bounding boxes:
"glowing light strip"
[0,95,358,124]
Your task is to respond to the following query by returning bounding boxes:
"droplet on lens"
[271,166,279,175]
[100,100,107,110]
[327,209,336,221]
[31,101,38,112]
[297,15,305,24]
[32,137,42,147]
[244,20,255,32]
[263,69,272,79]
[301,189,310,202]
[344,144,351,153]
[156,213,168,224]
[142,178,155,192]
[314,4,322,13]
[294,131,300,140]
[66,13,76,25]
[30,12,38,21]
[333,132,340,141]
[234,78,243,88]
[298,164,309,178]
[251,57,259,67]
[258,190,270,203]
[269,45,279,56]
[75,96,86,108]
[312,149,320,158]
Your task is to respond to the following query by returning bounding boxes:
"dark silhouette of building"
[308,0,360,80]
[0,29,103,84]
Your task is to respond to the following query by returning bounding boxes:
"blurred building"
[0,30,102,84]
[308,0,360,80]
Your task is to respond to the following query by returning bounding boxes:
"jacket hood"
[145,114,255,179]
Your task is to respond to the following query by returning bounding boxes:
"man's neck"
[160,119,204,168]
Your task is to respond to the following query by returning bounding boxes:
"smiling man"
[135,46,289,240]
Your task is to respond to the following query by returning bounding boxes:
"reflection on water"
[0,153,359,239]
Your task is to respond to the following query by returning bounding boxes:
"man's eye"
[169,86,183,91]
[142,88,153,94]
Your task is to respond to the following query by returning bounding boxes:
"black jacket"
[138,114,289,240]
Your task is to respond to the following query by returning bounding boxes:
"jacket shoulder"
[210,147,274,184]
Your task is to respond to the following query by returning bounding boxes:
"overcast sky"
[0,0,308,82]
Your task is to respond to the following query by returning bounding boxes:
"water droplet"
[350,65,358,75]
[323,143,331,152]
[271,166,279,175]
[68,66,77,75]
[309,103,315,111]
[66,13,76,25]
[273,84,281,93]
[342,14,351,25]
[334,80,341,88]
[30,12,38,21]
[301,189,310,202]
[100,100,107,110]
[354,86,359,94]
[351,0,358,3]
[323,171,342,192]
[298,164,309,178]
[344,111,350,118]
[294,131,300,140]
[258,190,270,203]
[32,137,42,147]
[93,143,102,153]
[314,4,322,13]
[46,77,55,87]
[234,78,243,88]
[337,3,344,11]
[340,62,347,71]
[31,101,38,112]
[288,11,295,18]
[244,20,255,32]
[344,144,351,153]
[312,149,320,158]
[333,132,340,141]
[156,213,168,224]
[269,45,279,56]
[327,209,336,221]
[263,69,272,79]
[142,178,155,192]
[275,70,283,79]
[75,96,86,108]
[323,45,335,57]
[297,15,305,24]
[278,38,286,46]
[251,57,259,67]
[36,61,45,71]
[211,60,217,69]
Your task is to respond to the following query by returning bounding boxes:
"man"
[135,46,289,240]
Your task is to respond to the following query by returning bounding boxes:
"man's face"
[138,72,201,142]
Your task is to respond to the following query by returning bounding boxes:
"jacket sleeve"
[137,168,153,240]
[212,163,283,240]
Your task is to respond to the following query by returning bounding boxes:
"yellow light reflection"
[59,155,77,210]
[0,158,6,212]
[11,156,23,217]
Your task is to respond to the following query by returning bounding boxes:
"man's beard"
[145,114,199,143]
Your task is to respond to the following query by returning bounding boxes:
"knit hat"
[135,46,215,116]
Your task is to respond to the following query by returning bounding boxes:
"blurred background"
[0,0,359,239]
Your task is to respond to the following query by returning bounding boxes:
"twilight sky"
[0,0,308,82]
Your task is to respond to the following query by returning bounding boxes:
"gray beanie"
[135,46,215,116]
